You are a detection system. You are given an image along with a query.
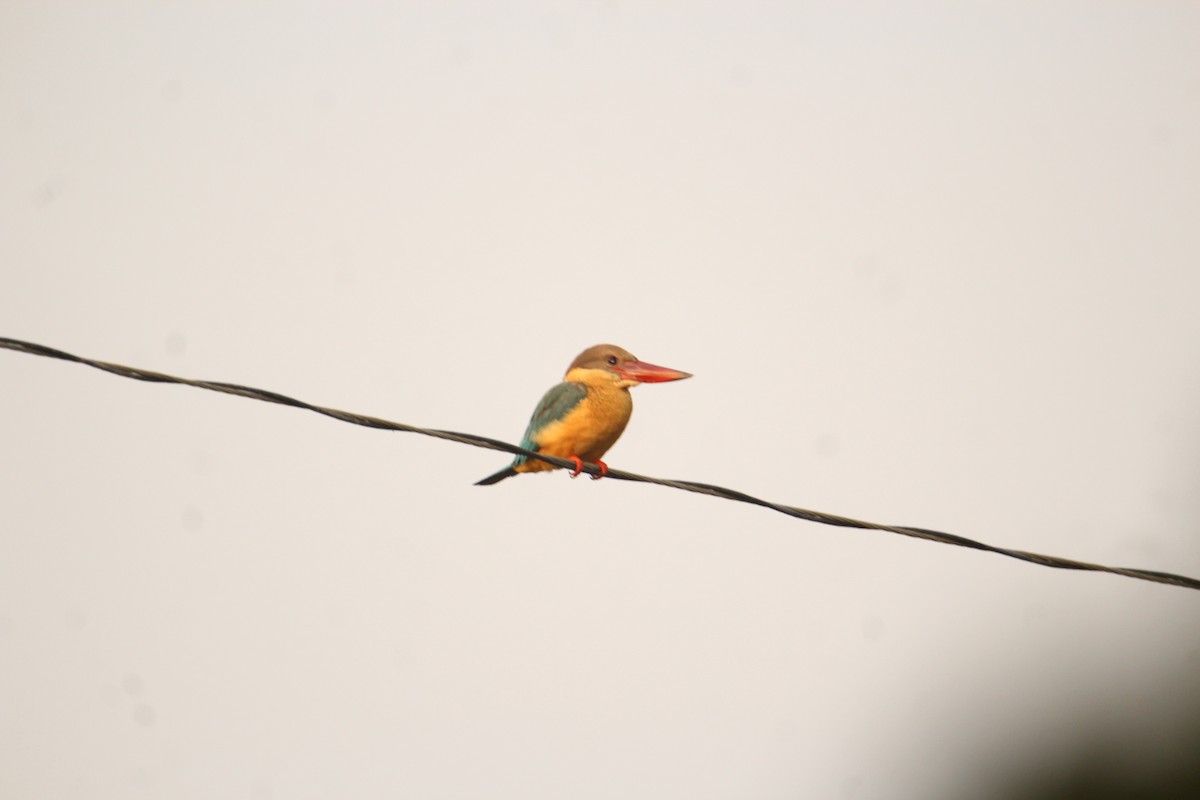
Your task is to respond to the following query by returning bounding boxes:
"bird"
[475,344,692,485]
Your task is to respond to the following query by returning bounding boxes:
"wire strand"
[3,335,1198,592]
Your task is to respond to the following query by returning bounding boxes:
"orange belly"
[515,387,633,474]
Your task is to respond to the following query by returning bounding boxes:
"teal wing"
[514,381,587,466]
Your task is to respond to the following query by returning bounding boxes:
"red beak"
[618,360,693,384]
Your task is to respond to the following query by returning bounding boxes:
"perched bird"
[475,344,692,485]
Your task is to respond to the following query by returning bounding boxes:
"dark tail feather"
[475,466,518,486]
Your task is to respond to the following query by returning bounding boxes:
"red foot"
[567,457,608,480]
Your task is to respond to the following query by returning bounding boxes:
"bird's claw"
[567,457,608,480]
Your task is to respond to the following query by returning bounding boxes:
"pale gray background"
[3,3,1199,798]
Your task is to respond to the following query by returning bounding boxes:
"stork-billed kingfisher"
[475,344,692,485]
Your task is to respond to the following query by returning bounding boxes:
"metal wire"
[3,335,1198,592]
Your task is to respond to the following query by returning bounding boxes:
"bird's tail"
[475,466,518,486]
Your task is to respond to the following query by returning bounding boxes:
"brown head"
[565,344,693,386]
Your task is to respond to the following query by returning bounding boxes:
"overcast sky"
[3,3,1200,798]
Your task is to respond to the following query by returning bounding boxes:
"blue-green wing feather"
[513,381,587,466]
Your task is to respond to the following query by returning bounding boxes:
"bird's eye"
[607,355,618,366]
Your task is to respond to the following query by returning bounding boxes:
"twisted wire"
[3,336,1197,592]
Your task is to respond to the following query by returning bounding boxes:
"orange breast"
[515,380,633,473]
